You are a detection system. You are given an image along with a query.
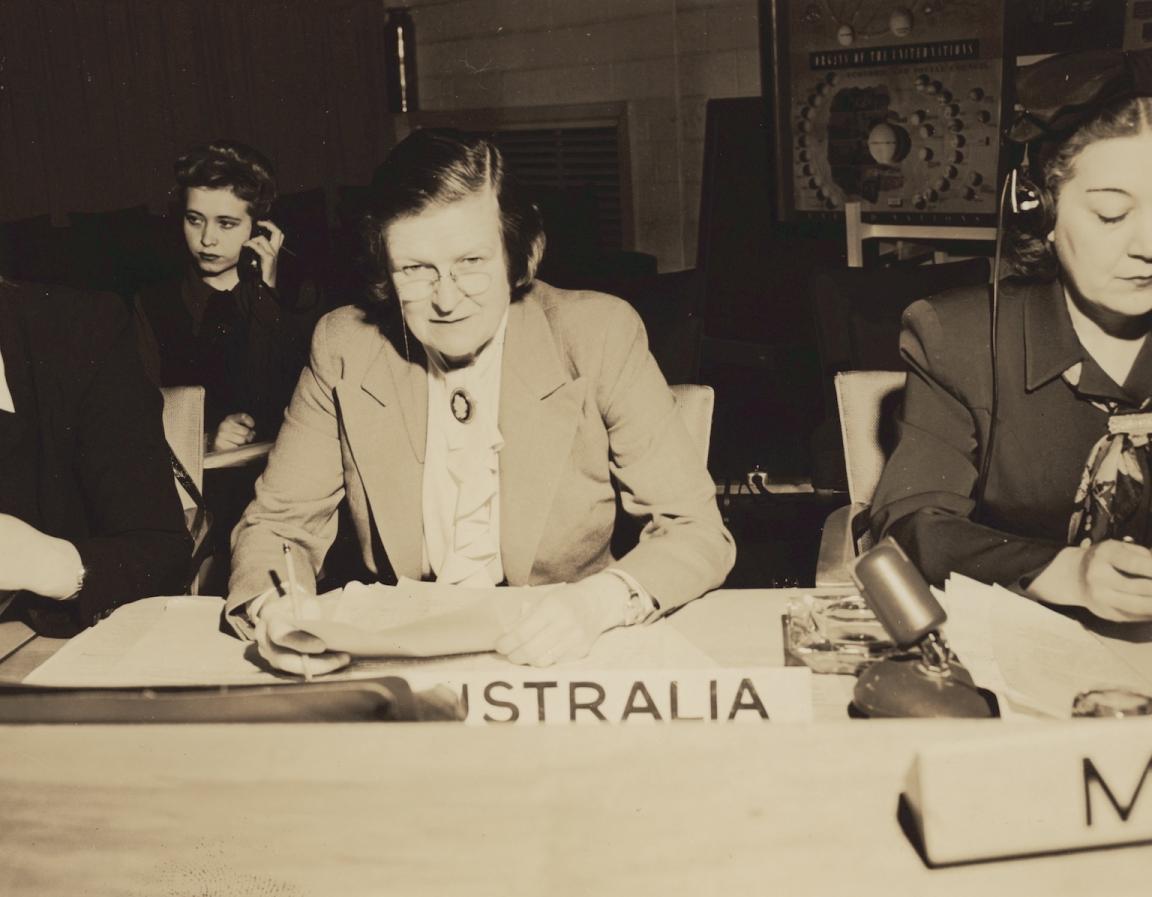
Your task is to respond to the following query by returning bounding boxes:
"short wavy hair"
[172,140,277,220]
[363,128,545,303]
[1008,96,1152,280]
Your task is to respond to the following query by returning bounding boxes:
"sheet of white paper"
[26,583,719,688]
[334,578,518,629]
[279,579,527,657]
[936,581,1022,720]
[940,575,1152,719]
[333,579,719,669]
[26,596,276,686]
[24,595,173,685]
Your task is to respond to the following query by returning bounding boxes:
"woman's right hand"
[254,590,351,677]
[211,412,257,452]
[0,514,84,599]
[1075,540,1152,621]
[1032,541,1152,622]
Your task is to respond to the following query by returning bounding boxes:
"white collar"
[1064,289,1147,389]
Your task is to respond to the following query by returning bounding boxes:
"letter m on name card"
[904,721,1152,866]
[406,668,813,726]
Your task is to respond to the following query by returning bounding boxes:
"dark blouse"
[870,277,1152,589]
[133,269,302,439]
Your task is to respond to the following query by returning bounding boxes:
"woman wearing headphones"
[870,50,1152,624]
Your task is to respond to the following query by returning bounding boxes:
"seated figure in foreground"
[871,51,1152,623]
[226,128,735,671]
[0,278,190,635]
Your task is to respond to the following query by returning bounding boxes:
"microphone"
[850,539,996,718]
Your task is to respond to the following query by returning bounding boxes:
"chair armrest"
[814,502,869,589]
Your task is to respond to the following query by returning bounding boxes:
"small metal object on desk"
[1071,688,1152,718]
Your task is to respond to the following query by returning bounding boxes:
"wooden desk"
[0,630,62,682]
[2,721,1149,896]
[2,590,1149,895]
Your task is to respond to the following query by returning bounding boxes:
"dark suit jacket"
[870,277,1152,589]
[226,282,735,634]
[0,280,191,634]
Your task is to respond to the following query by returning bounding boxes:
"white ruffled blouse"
[421,311,509,587]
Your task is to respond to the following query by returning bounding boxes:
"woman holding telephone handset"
[134,140,306,593]
[133,139,301,453]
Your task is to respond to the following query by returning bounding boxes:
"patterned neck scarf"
[1066,362,1152,545]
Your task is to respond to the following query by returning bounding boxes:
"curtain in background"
[0,0,394,222]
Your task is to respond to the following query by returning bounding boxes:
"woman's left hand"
[245,219,285,288]
[211,412,257,452]
[494,575,625,666]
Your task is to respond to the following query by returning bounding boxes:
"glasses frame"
[391,261,493,303]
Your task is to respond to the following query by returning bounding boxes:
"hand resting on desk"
[255,592,351,677]
[495,576,628,667]
[0,513,85,600]
[254,573,633,675]
[1029,540,1152,623]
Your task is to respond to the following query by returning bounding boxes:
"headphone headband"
[1007,48,1152,145]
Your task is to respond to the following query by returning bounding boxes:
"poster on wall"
[766,0,1009,225]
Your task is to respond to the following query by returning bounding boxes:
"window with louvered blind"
[396,103,632,252]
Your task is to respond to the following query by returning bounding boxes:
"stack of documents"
[938,575,1152,718]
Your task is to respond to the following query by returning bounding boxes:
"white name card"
[406,667,813,725]
[905,721,1152,865]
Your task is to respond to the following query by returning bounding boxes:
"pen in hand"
[282,542,313,682]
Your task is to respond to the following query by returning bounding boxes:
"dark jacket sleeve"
[130,291,164,387]
[73,296,192,624]
[869,298,1064,588]
[19,293,192,633]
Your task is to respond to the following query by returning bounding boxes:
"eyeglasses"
[391,261,492,303]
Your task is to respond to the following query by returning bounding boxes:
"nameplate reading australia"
[406,667,813,726]
[904,722,1152,865]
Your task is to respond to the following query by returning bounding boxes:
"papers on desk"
[24,582,815,723]
[24,596,264,687]
[276,579,523,658]
[938,575,1152,719]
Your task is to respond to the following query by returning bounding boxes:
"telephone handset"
[238,222,272,285]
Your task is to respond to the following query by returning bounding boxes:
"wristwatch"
[603,568,658,626]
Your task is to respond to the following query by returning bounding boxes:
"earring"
[1047,230,1055,243]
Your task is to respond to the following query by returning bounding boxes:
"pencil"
[282,542,312,682]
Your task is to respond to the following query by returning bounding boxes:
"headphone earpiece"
[1007,166,1054,232]
[1009,167,1041,214]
